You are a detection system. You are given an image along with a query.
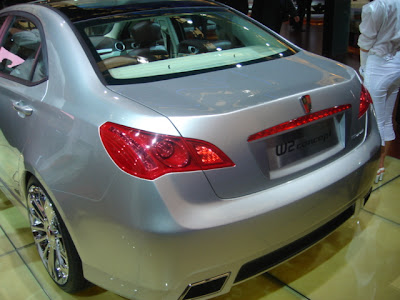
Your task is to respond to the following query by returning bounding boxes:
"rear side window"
[0,16,46,83]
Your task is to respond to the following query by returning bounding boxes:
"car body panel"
[0,78,48,205]
[109,51,373,199]
[0,1,380,300]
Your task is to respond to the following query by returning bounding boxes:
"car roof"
[30,0,221,23]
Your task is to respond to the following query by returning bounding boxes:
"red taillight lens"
[247,104,351,142]
[100,122,234,180]
[185,139,234,170]
[359,84,373,118]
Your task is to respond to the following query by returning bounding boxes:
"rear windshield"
[76,8,297,84]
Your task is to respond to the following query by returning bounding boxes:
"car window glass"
[77,9,296,83]
[0,17,46,82]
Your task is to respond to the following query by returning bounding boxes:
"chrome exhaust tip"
[179,272,230,300]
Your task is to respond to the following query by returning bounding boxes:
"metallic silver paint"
[0,1,381,300]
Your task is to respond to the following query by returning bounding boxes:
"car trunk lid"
[107,52,365,198]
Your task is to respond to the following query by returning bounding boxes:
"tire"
[26,177,90,293]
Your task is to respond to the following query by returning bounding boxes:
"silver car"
[0,1,380,300]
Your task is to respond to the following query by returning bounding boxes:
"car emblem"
[300,95,312,114]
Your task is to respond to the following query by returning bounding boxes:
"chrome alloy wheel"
[27,184,69,285]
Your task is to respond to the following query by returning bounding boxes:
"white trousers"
[364,52,400,146]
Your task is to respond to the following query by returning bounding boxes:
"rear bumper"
[58,111,380,300]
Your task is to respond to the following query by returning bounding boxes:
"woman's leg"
[364,55,400,181]
[364,55,387,146]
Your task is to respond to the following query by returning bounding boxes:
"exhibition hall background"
[0,1,399,300]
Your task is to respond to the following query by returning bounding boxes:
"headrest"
[131,20,161,47]
[12,29,40,49]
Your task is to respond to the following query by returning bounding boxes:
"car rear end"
[94,44,380,300]
[36,1,381,299]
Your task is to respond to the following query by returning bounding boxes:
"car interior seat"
[128,20,168,61]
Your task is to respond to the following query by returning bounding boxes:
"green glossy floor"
[1,155,400,300]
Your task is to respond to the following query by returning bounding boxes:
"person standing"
[251,0,300,33]
[358,0,400,183]
[292,0,310,32]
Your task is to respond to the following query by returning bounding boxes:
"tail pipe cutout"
[179,273,230,300]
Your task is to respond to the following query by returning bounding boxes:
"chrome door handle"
[12,101,33,117]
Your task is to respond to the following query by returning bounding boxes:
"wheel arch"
[25,175,91,292]
[22,169,82,257]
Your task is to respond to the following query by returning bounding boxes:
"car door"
[0,14,48,205]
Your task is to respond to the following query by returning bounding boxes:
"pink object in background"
[0,47,24,68]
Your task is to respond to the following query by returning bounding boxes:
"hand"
[359,49,368,78]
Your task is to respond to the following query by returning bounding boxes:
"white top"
[358,0,400,59]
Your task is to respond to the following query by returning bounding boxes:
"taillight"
[100,122,234,180]
[247,105,351,142]
[359,84,373,118]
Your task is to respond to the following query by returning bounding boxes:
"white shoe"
[374,168,385,184]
